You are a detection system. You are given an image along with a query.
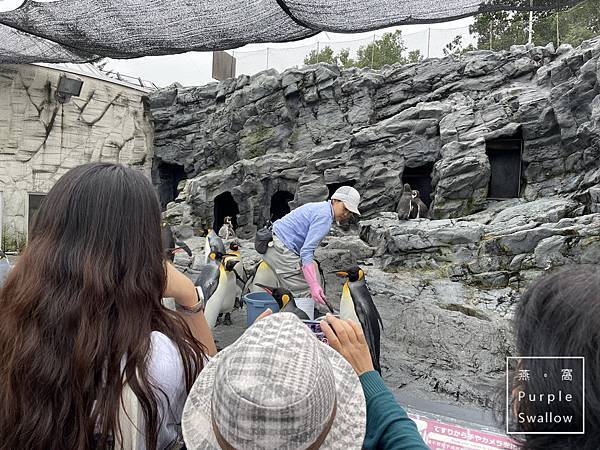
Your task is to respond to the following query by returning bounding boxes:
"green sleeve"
[360,371,429,450]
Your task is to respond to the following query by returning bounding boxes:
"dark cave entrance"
[153,160,187,210]
[270,190,294,221]
[486,134,523,199]
[326,180,357,199]
[213,192,239,231]
[402,163,434,207]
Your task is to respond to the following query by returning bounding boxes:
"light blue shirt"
[272,201,334,266]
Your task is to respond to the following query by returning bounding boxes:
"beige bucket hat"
[181,313,366,449]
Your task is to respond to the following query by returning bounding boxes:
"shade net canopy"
[0,0,585,64]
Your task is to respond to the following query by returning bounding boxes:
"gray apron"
[263,235,323,299]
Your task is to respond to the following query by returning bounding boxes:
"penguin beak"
[335,271,348,277]
[224,253,238,257]
[255,283,274,294]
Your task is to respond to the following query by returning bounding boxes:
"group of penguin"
[185,229,384,374]
[396,183,429,220]
[194,229,247,329]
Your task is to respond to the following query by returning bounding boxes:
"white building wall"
[0,64,153,251]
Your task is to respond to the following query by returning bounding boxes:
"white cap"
[331,186,361,216]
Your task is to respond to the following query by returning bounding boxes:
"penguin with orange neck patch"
[255,283,310,321]
[336,266,383,374]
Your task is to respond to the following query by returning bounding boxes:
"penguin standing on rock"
[396,183,413,220]
[218,216,236,240]
[409,189,429,219]
[336,266,383,374]
[255,283,310,321]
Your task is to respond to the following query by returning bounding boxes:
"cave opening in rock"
[486,134,523,199]
[270,190,294,221]
[153,160,187,210]
[28,193,46,236]
[402,163,434,207]
[213,191,239,231]
[326,180,357,199]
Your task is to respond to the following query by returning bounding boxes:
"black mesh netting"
[0,0,586,64]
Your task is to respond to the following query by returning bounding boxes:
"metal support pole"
[316,41,320,63]
[370,34,376,68]
[528,0,534,44]
[266,48,269,69]
[556,4,560,47]
[427,28,431,58]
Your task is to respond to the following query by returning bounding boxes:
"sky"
[103,17,475,89]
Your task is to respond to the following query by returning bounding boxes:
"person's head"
[507,266,600,448]
[0,163,206,450]
[182,313,366,449]
[331,186,361,225]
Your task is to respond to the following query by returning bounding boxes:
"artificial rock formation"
[155,38,600,411]
[151,38,600,239]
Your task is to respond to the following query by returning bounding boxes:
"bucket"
[244,291,280,327]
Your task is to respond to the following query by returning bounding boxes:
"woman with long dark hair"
[0,163,216,450]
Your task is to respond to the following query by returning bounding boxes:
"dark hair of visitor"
[505,265,600,449]
[0,163,206,450]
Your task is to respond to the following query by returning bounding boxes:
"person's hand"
[254,308,273,323]
[310,284,326,306]
[320,314,374,376]
[302,263,326,305]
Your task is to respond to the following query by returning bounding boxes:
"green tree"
[469,0,600,50]
[407,49,424,63]
[336,48,355,68]
[303,30,414,70]
[304,46,336,65]
[443,35,477,56]
[354,30,407,69]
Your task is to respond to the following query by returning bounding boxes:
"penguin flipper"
[195,264,220,300]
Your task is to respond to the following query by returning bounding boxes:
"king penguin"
[255,283,310,321]
[218,257,241,326]
[337,266,383,374]
[204,229,226,265]
[396,183,413,220]
[195,251,234,329]
[228,241,247,308]
[248,259,280,294]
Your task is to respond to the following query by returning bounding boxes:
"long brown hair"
[0,163,206,450]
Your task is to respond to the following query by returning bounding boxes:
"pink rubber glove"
[302,263,326,305]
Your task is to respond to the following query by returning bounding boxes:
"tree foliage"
[443,35,477,56]
[469,0,600,51]
[303,30,414,69]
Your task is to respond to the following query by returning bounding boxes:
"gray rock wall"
[151,39,600,238]
[0,64,153,251]
[152,39,600,411]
